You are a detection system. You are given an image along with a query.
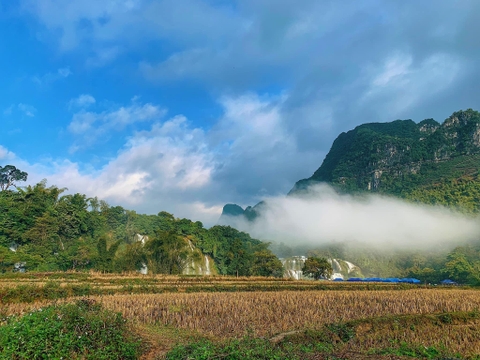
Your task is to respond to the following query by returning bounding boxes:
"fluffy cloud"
[12,0,480,225]
[23,113,218,223]
[67,97,166,151]
[209,94,323,202]
[68,94,96,109]
[4,93,323,225]
[227,184,480,251]
[0,146,16,161]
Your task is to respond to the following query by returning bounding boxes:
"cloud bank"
[225,184,480,251]
[6,0,480,225]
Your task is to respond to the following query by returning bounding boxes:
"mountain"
[291,109,480,210]
[218,201,266,224]
[217,109,480,283]
[220,109,480,223]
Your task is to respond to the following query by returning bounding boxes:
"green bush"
[0,299,141,359]
[166,338,288,360]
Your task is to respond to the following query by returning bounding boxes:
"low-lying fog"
[225,184,480,251]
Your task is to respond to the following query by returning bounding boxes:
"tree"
[442,251,475,284]
[96,235,121,272]
[0,165,28,191]
[146,230,189,274]
[302,257,333,280]
[252,250,284,277]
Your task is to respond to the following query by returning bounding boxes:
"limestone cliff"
[290,109,480,209]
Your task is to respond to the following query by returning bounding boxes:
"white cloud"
[67,99,166,150]
[0,146,16,161]
[17,103,36,117]
[209,94,321,204]
[68,94,96,109]
[86,46,123,67]
[18,113,218,223]
[361,52,463,117]
[228,184,480,251]
[32,67,72,85]
[3,103,37,117]
[57,67,72,77]
[1,93,326,225]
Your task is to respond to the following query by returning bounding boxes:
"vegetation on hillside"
[0,170,281,277]
[292,109,480,212]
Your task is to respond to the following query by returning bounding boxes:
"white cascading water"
[139,262,148,275]
[331,259,344,280]
[204,255,211,275]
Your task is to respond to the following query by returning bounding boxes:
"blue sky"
[1,0,480,225]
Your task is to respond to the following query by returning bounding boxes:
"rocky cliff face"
[134,233,216,276]
[219,109,480,224]
[182,239,215,276]
[291,109,480,196]
[218,202,266,224]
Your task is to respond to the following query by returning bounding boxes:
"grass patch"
[0,299,141,359]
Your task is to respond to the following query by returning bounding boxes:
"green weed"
[0,299,141,359]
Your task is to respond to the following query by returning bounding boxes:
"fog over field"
[225,184,480,251]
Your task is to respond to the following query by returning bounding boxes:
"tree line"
[0,165,283,276]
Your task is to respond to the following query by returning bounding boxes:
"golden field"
[96,289,480,338]
[1,273,480,358]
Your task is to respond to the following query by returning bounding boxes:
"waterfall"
[9,242,18,253]
[332,259,341,272]
[281,256,306,279]
[139,262,148,275]
[205,255,211,276]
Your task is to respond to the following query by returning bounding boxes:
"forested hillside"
[217,109,480,284]
[0,176,282,276]
[292,109,480,211]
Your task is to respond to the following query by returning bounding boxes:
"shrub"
[0,299,141,359]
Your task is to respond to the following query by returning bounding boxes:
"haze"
[225,184,480,251]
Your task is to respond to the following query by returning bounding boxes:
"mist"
[226,184,480,251]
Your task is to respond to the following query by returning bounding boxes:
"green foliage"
[95,235,121,272]
[293,109,480,212]
[0,165,28,191]
[251,249,284,277]
[146,230,189,274]
[374,342,443,358]
[206,226,271,276]
[166,338,288,360]
[0,173,280,276]
[0,300,141,359]
[302,257,333,280]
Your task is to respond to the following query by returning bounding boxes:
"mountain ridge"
[220,109,480,223]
